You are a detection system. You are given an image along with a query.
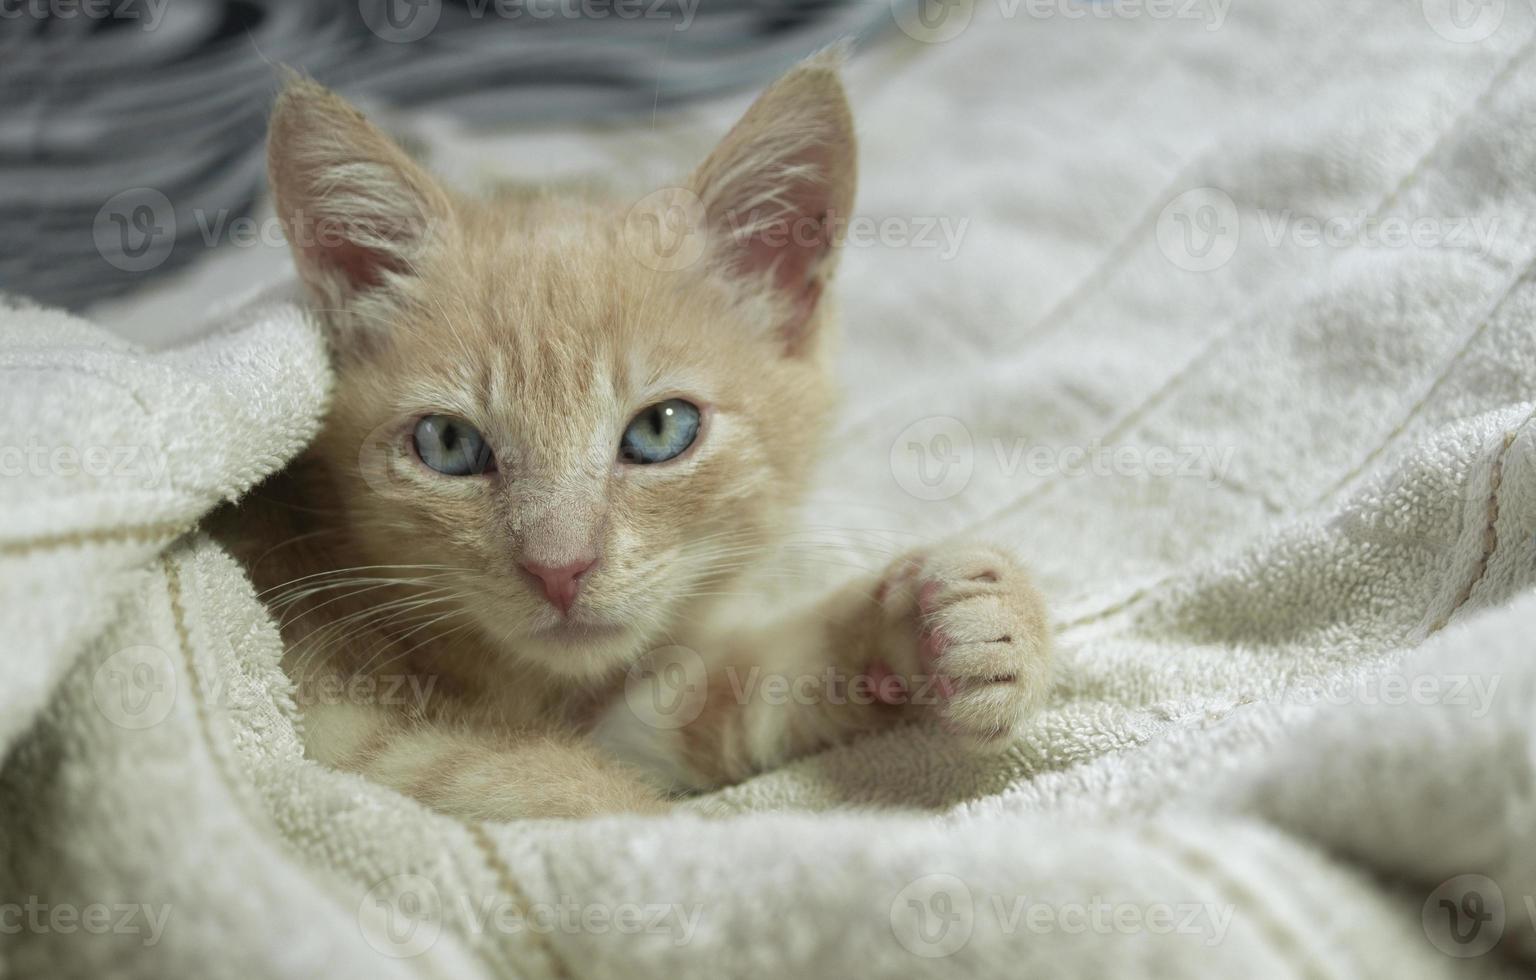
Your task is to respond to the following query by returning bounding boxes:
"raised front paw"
[869,544,1052,749]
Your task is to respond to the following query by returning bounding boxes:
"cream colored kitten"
[219,56,1052,819]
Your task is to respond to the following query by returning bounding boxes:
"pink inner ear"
[725,168,838,350]
[312,240,389,291]
[299,216,408,293]
[738,209,830,292]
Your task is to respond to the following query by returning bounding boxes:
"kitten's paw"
[871,545,1051,750]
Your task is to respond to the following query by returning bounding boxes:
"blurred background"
[0,0,906,316]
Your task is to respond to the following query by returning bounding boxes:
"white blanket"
[7,0,1536,975]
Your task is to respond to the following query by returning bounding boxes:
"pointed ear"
[267,72,453,318]
[689,53,857,353]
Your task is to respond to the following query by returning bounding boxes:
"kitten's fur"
[220,56,1052,819]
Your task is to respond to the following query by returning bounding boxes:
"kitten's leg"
[597,544,1052,791]
[302,700,669,819]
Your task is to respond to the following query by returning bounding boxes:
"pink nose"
[520,558,596,615]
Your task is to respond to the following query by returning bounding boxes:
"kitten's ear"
[267,72,453,316]
[689,52,857,352]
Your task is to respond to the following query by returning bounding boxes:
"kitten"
[220,55,1052,819]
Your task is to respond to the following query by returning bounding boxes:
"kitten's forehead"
[383,226,718,472]
[469,218,721,398]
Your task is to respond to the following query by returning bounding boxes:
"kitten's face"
[269,63,856,680]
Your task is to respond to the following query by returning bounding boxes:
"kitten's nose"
[520,558,596,615]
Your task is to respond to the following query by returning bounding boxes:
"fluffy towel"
[7,0,1536,975]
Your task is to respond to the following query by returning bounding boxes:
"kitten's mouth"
[518,615,645,680]
[531,619,628,645]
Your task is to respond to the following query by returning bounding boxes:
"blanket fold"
[6,0,1536,975]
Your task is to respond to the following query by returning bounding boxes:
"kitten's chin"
[512,621,651,681]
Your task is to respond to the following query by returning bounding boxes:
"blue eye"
[413,415,495,475]
[620,399,700,464]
